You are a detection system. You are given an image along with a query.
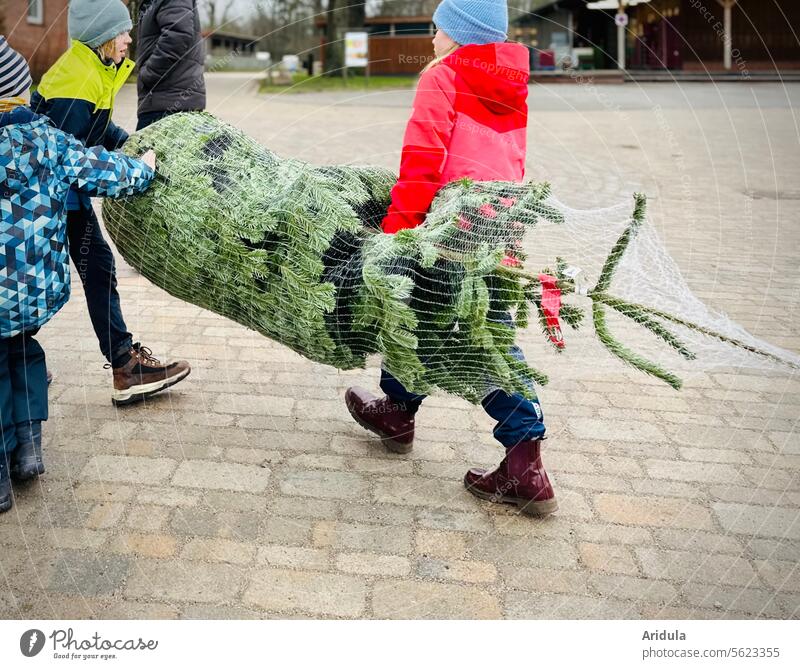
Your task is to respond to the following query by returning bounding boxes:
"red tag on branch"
[539,273,565,349]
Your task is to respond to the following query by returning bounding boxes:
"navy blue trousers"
[379,317,546,448]
[1,332,48,456]
[67,205,133,368]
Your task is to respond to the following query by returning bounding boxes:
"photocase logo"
[20,629,45,657]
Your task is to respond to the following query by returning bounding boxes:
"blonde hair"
[97,37,117,62]
[421,43,461,74]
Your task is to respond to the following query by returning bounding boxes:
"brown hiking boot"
[111,343,191,406]
[345,386,415,454]
[464,438,558,516]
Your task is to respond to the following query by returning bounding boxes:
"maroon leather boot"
[464,439,558,516]
[345,386,415,454]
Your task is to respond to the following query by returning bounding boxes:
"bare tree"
[323,1,366,75]
[373,0,437,17]
[249,1,321,61]
[202,0,237,30]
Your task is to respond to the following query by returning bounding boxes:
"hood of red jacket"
[442,42,530,115]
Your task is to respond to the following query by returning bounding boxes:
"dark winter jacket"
[30,40,135,210]
[0,105,154,338]
[136,0,206,116]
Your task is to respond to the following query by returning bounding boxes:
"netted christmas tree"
[102,113,800,402]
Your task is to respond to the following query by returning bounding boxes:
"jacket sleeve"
[103,120,129,150]
[58,132,155,199]
[138,0,199,89]
[381,68,456,234]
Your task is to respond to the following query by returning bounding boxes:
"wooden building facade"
[316,14,436,75]
[516,0,800,72]
[630,0,800,71]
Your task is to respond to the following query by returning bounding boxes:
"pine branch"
[599,295,697,360]
[591,193,648,296]
[593,302,683,389]
[598,294,800,370]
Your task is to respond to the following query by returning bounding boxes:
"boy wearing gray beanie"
[30,2,193,407]
[68,0,133,49]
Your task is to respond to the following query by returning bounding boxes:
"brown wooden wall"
[3,0,69,80]
[368,36,434,75]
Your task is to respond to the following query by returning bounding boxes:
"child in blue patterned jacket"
[0,37,155,513]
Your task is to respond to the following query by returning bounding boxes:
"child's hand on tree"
[141,150,156,170]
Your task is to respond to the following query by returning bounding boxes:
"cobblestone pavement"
[1,74,799,619]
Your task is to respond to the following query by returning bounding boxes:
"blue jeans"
[380,315,546,448]
[1,332,48,456]
[67,205,133,367]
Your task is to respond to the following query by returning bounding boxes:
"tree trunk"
[324,0,343,75]
[324,1,365,76]
[128,0,140,62]
[347,3,366,29]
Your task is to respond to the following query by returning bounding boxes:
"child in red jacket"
[345,0,557,516]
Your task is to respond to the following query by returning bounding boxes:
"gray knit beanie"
[69,0,133,49]
[0,36,32,98]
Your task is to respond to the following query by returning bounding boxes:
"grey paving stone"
[503,591,640,619]
[278,469,368,500]
[243,568,366,617]
[713,503,800,540]
[125,559,245,604]
[80,455,177,484]
[372,579,501,619]
[48,552,132,597]
[172,460,271,492]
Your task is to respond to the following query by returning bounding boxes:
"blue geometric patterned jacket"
[1,106,154,338]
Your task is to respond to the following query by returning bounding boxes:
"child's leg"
[1,339,18,455]
[66,205,192,406]
[344,369,424,454]
[1,339,17,511]
[67,205,133,367]
[482,312,546,444]
[464,317,556,516]
[8,332,47,480]
[8,332,48,424]
[379,369,427,412]
[481,385,546,447]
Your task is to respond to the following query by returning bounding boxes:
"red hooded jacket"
[381,42,530,234]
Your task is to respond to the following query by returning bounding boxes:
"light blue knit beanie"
[69,0,132,49]
[433,0,508,46]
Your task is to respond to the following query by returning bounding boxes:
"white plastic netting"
[528,198,800,380]
[101,112,799,403]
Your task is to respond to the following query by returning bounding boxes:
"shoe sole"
[464,476,558,516]
[11,463,45,482]
[0,497,11,513]
[345,400,413,454]
[112,367,191,407]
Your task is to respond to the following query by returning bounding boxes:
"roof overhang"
[586,0,652,9]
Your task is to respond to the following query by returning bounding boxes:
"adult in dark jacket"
[136,0,206,130]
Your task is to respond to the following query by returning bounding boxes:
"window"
[27,0,44,26]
